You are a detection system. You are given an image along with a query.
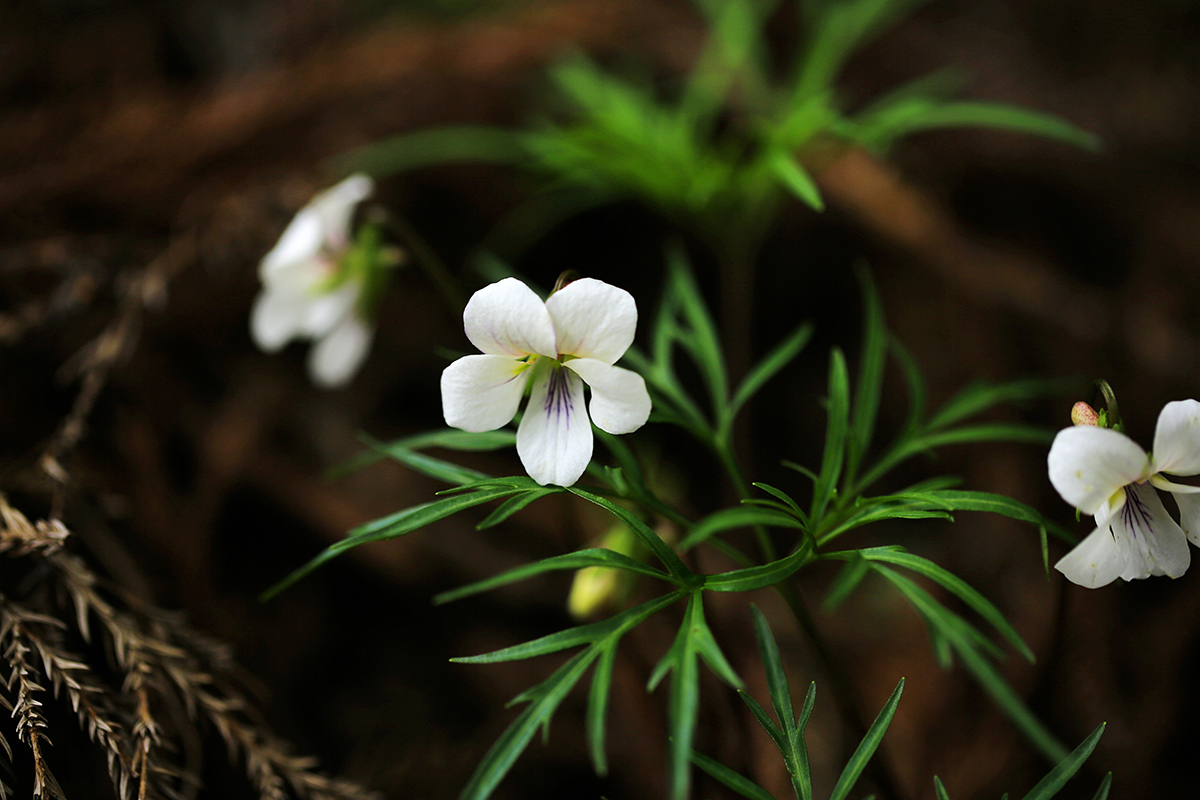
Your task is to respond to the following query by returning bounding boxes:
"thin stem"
[385,212,465,314]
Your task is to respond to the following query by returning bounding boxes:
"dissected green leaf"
[587,644,619,776]
[263,487,525,599]
[475,489,560,529]
[434,548,671,605]
[454,592,684,664]
[568,487,697,584]
[458,648,599,800]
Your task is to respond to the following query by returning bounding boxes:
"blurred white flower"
[1049,399,1200,587]
[441,277,651,487]
[251,173,377,389]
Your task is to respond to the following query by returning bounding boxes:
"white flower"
[251,174,376,389]
[1048,399,1200,587]
[441,277,652,487]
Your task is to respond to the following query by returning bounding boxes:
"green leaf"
[352,440,493,486]
[1019,722,1106,800]
[727,321,816,426]
[690,751,779,800]
[874,566,1068,762]
[812,348,850,523]
[667,246,729,417]
[1090,773,1113,800]
[766,150,825,210]
[875,101,1101,152]
[856,547,1035,662]
[335,125,528,178]
[750,606,794,736]
[933,775,952,800]
[821,551,872,612]
[794,682,816,800]
[828,678,904,800]
[567,487,697,584]
[434,548,671,605]
[927,379,1059,431]
[889,336,927,438]
[704,542,812,592]
[262,487,523,599]
[457,648,599,800]
[656,600,701,800]
[453,591,684,664]
[587,644,618,776]
[846,266,887,488]
[476,489,560,529]
[739,689,787,751]
[681,506,805,551]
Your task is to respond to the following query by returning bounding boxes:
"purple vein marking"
[543,368,572,431]
[1118,488,1153,541]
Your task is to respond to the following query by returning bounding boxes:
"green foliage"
[339,0,1097,251]
[932,723,1108,800]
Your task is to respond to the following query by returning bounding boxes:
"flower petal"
[1152,399,1200,476]
[312,173,373,251]
[442,354,531,432]
[1173,492,1200,547]
[250,288,308,352]
[517,363,592,486]
[301,283,358,338]
[463,278,557,359]
[308,314,373,389]
[1047,425,1149,514]
[544,278,637,363]
[1111,483,1190,580]
[261,207,325,281]
[565,358,651,435]
[1055,526,1128,588]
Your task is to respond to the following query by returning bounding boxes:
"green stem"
[386,212,465,314]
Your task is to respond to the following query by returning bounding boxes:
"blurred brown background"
[3,0,1200,797]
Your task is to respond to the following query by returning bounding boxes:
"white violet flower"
[251,173,377,389]
[441,277,652,487]
[1048,399,1200,588]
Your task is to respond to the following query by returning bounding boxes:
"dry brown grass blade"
[1,497,380,800]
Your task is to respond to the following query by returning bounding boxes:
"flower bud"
[1071,401,1100,427]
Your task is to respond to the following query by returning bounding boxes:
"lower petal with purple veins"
[517,362,592,486]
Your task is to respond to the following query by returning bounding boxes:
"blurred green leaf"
[1091,773,1113,800]
[933,775,952,800]
[335,125,528,178]
[766,151,825,210]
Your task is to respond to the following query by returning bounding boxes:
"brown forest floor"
[3,1,1200,798]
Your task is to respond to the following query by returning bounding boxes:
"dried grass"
[0,496,379,800]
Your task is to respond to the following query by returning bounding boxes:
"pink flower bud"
[1071,401,1100,427]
